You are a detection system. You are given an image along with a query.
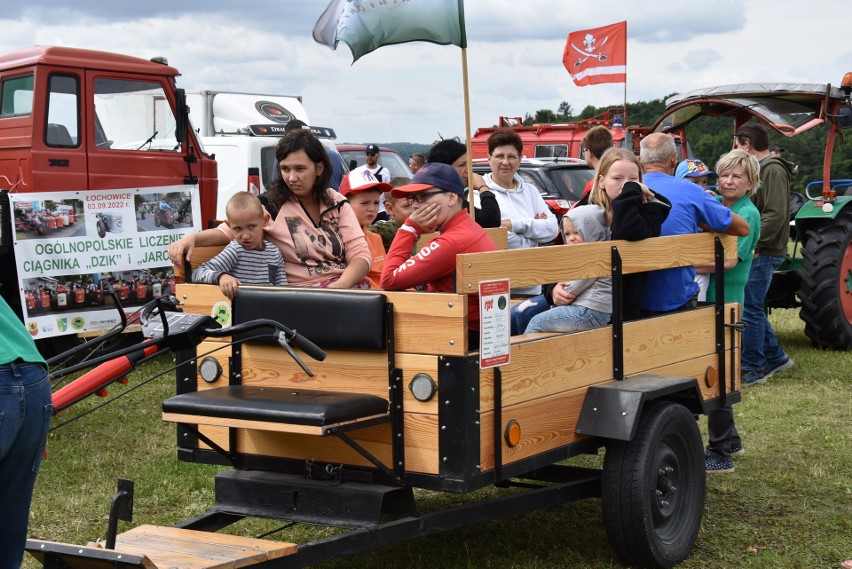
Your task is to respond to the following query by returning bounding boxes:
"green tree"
[556,101,573,121]
[524,109,558,126]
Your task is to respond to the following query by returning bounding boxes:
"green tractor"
[644,73,852,350]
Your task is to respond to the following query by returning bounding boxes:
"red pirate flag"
[563,21,627,86]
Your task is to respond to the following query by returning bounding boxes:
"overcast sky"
[3,1,851,144]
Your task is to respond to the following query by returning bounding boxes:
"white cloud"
[0,1,849,143]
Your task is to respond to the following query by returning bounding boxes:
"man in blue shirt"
[638,134,750,314]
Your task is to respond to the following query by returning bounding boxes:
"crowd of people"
[170,122,797,476]
[0,119,800,567]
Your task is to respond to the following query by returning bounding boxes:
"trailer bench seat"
[163,386,389,435]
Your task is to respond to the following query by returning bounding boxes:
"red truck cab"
[0,46,216,216]
[0,46,217,345]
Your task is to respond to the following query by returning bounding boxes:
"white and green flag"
[313,0,467,62]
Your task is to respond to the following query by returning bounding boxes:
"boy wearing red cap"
[339,169,392,289]
[380,163,497,347]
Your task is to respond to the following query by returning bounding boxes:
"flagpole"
[461,47,475,217]
[623,21,628,125]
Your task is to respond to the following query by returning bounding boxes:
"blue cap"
[675,158,717,179]
[390,163,465,199]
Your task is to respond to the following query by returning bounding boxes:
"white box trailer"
[186,91,340,220]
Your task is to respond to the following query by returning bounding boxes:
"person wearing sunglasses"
[380,163,497,347]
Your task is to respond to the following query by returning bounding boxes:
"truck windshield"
[94,79,179,152]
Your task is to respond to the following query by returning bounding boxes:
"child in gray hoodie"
[524,204,611,333]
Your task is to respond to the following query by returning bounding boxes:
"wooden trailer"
[27,231,742,569]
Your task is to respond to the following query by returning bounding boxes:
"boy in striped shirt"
[192,192,287,298]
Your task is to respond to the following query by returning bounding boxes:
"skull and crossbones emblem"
[571,33,610,68]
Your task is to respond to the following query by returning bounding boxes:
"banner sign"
[8,185,200,339]
[479,278,511,369]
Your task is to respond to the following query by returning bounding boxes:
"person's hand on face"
[409,202,442,233]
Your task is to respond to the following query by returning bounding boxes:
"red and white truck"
[0,46,218,350]
[470,109,631,160]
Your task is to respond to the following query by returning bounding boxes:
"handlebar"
[203,318,326,362]
[804,179,852,200]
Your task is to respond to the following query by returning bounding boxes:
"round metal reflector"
[199,356,222,383]
[409,373,437,402]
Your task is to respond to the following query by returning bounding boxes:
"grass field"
[25,308,852,569]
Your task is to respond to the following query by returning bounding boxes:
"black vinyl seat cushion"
[163,386,388,427]
[233,288,387,350]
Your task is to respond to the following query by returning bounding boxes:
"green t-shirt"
[706,194,761,305]
[0,297,46,366]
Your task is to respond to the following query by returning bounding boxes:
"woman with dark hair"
[427,139,501,228]
[169,130,371,288]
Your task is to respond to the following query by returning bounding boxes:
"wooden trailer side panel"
[477,304,740,470]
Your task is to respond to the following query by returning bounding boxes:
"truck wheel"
[798,207,852,350]
[601,401,705,569]
[96,220,107,238]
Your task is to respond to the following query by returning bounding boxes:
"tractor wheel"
[154,214,160,227]
[602,402,705,569]
[96,220,107,239]
[797,207,852,350]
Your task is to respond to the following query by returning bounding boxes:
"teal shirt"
[706,193,761,305]
[0,297,47,366]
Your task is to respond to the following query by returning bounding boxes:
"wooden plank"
[384,290,468,355]
[650,352,741,399]
[175,284,231,343]
[480,306,735,410]
[174,245,228,282]
[176,286,468,355]
[456,233,738,292]
[113,525,296,569]
[237,412,440,474]
[416,226,509,252]
[110,525,298,569]
[480,387,589,471]
[239,347,441,414]
[122,525,296,558]
[241,346,388,396]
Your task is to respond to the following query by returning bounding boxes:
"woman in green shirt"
[0,296,52,568]
[699,149,761,473]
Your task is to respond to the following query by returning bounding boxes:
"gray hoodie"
[563,205,612,314]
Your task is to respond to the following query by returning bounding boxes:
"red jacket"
[380,210,497,330]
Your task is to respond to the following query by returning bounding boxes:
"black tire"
[601,402,706,568]
[154,214,161,227]
[96,219,107,238]
[797,207,852,350]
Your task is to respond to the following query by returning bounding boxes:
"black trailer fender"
[575,374,727,441]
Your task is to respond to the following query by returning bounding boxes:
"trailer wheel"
[797,207,852,350]
[96,220,107,239]
[601,401,705,569]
